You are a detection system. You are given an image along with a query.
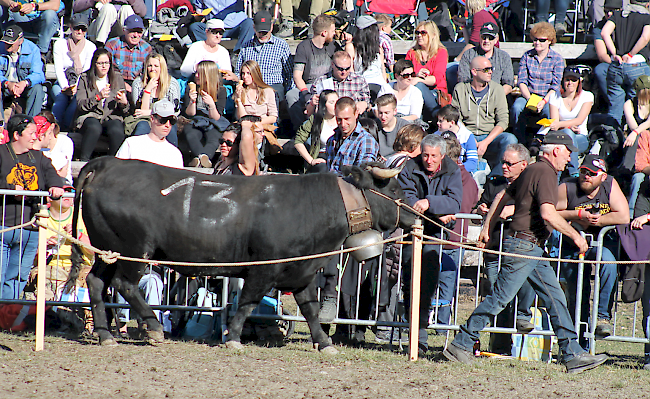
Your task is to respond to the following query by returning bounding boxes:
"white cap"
[206,19,225,30]
[152,100,175,118]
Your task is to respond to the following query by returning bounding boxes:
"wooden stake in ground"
[409,219,423,361]
[35,205,47,351]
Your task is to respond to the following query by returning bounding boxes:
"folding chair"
[365,0,421,41]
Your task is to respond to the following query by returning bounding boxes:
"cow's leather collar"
[337,177,373,235]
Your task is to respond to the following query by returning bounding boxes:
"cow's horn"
[370,166,401,179]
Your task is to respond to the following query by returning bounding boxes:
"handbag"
[436,88,452,108]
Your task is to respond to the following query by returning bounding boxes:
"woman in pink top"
[235,60,278,125]
[406,20,448,122]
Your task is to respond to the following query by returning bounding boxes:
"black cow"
[68,157,414,352]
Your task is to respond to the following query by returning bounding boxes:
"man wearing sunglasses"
[452,56,516,176]
[115,99,182,168]
[556,155,630,345]
[235,10,292,105]
[186,0,254,53]
[457,22,514,96]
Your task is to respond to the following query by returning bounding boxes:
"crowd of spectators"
[3,0,650,370]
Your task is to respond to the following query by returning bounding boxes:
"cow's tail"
[64,167,95,294]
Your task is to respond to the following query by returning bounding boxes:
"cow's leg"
[293,280,338,354]
[113,275,164,342]
[225,279,271,349]
[86,269,117,346]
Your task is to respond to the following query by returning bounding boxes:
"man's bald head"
[470,56,490,70]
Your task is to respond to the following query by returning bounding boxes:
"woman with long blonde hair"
[184,60,228,168]
[405,20,448,122]
[235,60,278,125]
[131,53,182,143]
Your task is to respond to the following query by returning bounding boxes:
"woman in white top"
[51,14,96,131]
[180,19,237,81]
[548,66,593,176]
[390,59,424,121]
[345,15,389,101]
[294,89,338,173]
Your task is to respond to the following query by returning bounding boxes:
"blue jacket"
[0,39,45,86]
[398,154,463,234]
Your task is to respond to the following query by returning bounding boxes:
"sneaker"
[516,319,535,333]
[275,20,294,39]
[199,154,212,168]
[188,157,200,167]
[563,352,608,374]
[595,319,613,337]
[555,22,567,37]
[319,296,337,323]
[375,329,406,344]
[443,342,475,364]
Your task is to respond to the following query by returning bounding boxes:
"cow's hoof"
[147,330,165,343]
[225,340,244,350]
[320,345,339,355]
[100,338,118,347]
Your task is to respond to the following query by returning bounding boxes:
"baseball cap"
[33,116,51,137]
[254,10,273,32]
[635,75,650,91]
[70,13,89,28]
[356,15,380,30]
[480,22,499,37]
[580,154,608,173]
[1,25,23,45]
[206,19,225,30]
[124,15,144,31]
[62,184,75,192]
[563,66,581,80]
[542,131,577,152]
[151,100,176,119]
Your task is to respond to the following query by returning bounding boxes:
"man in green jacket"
[452,56,517,175]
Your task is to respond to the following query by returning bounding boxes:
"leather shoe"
[443,342,475,364]
[516,319,535,333]
[563,352,608,374]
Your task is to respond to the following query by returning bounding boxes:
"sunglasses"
[334,64,351,72]
[565,76,579,82]
[474,66,493,73]
[502,159,524,167]
[256,30,270,36]
[480,34,496,40]
[415,30,428,36]
[208,28,224,34]
[73,25,88,32]
[219,138,234,146]
[399,72,416,78]
[154,116,176,125]
[532,37,548,43]
[579,168,600,177]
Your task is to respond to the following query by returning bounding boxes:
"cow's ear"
[345,166,372,189]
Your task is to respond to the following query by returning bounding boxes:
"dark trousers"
[184,125,221,159]
[78,118,125,161]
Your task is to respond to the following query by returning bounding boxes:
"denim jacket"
[0,39,45,86]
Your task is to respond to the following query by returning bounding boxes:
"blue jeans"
[512,96,550,145]
[535,0,568,24]
[594,62,609,103]
[475,132,519,177]
[452,236,586,360]
[629,172,646,218]
[189,18,254,53]
[0,227,38,300]
[561,129,589,176]
[484,253,535,320]
[446,62,459,95]
[560,238,619,322]
[10,9,60,54]
[414,81,438,122]
[607,61,650,127]
[438,248,459,327]
[51,84,77,131]
[132,120,179,147]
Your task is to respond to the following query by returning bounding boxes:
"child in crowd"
[375,14,395,75]
[434,105,478,173]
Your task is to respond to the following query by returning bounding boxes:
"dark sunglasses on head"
[219,138,234,146]
[532,37,548,43]
[334,64,351,72]
[73,25,87,32]
[208,28,224,34]
[154,115,176,125]
[415,30,428,36]
[400,72,416,78]
[502,159,524,167]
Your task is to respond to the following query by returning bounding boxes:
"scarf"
[67,37,85,75]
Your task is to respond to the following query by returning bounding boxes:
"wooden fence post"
[409,219,423,361]
[35,205,47,351]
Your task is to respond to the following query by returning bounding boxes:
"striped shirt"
[235,35,293,90]
[518,48,565,96]
[379,31,395,67]
[326,124,379,173]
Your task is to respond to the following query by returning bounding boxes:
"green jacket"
[294,115,325,167]
[451,81,509,137]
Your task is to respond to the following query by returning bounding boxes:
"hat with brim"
[579,154,608,173]
[563,67,581,80]
[206,19,225,30]
[124,15,144,30]
[1,25,23,45]
[254,10,272,31]
[70,13,89,28]
[543,131,577,152]
[480,22,499,37]
[357,15,381,30]
[152,100,176,119]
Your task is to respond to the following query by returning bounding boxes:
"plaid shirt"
[309,72,371,104]
[379,31,395,67]
[105,37,152,82]
[326,123,379,173]
[235,35,293,89]
[518,48,565,96]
